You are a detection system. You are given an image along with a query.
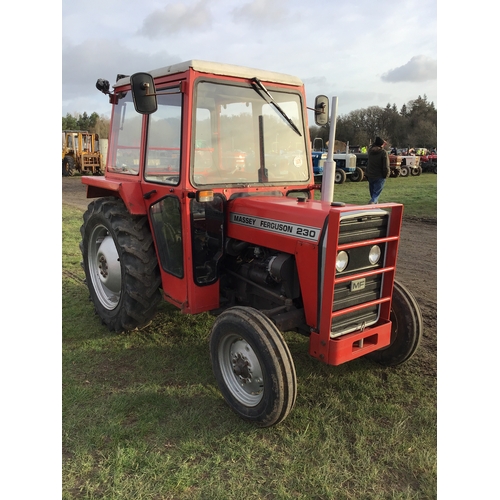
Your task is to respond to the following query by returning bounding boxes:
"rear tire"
[209,306,297,427]
[80,197,162,332]
[350,167,364,182]
[365,281,423,366]
[62,156,75,177]
[411,166,422,176]
[335,170,346,184]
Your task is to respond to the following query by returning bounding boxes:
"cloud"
[137,1,212,38]
[62,38,181,111]
[381,55,437,83]
[231,0,291,25]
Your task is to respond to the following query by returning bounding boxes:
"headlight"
[368,245,381,265]
[336,250,349,272]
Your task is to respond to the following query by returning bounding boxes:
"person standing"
[366,136,390,204]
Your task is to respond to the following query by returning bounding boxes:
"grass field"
[316,173,437,219]
[62,174,437,499]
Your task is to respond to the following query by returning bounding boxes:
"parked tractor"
[80,60,422,427]
[400,156,422,177]
[311,139,364,183]
[419,153,437,174]
[62,130,103,176]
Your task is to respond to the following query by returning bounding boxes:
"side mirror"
[314,95,329,126]
[130,73,158,115]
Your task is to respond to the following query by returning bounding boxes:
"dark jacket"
[366,146,390,179]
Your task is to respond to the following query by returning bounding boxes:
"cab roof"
[113,60,303,88]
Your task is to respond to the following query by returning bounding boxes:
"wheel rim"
[88,224,122,310]
[218,333,264,407]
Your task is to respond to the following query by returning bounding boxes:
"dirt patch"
[63,176,437,374]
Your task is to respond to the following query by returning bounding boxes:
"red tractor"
[419,153,437,174]
[81,61,422,427]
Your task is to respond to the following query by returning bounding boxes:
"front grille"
[331,275,381,337]
[338,212,388,244]
[331,210,389,337]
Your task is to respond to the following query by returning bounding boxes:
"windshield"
[192,81,309,186]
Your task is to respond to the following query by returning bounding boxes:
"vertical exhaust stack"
[320,97,338,204]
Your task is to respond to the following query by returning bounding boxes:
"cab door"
[139,86,188,309]
[139,83,223,314]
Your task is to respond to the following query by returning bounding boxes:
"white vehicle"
[400,156,422,177]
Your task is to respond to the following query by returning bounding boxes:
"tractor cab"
[86,61,321,314]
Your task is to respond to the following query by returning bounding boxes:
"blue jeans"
[368,177,386,203]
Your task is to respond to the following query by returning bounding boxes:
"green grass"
[317,172,437,219]
[63,176,437,499]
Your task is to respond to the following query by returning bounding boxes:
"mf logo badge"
[350,278,366,292]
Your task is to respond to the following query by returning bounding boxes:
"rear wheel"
[390,169,401,178]
[350,167,364,182]
[411,166,422,176]
[80,197,162,332]
[335,170,346,184]
[365,281,422,366]
[62,156,75,176]
[210,306,297,427]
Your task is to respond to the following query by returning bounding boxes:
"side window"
[150,197,183,278]
[145,90,182,185]
[107,93,142,175]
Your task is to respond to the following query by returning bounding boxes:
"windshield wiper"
[250,77,302,137]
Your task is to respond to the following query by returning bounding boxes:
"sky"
[61,0,437,120]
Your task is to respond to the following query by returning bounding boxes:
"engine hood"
[227,195,333,252]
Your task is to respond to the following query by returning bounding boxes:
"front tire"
[209,306,297,427]
[365,281,423,366]
[335,170,346,184]
[399,166,410,177]
[411,166,422,176]
[80,197,162,332]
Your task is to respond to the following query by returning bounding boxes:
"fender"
[81,176,147,215]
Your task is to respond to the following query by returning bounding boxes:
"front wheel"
[335,170,346,184]
[210,307,297,427]
[399,166,410,177]
[411,166,422,176]
[365,281,423,366]
[80,197,162,332]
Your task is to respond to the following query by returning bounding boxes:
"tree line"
[309,95,437,150]
[62,112,110,139]
[63,94,437,151]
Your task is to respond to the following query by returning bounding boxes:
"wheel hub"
[220,338,264,403]
[88,225,122,310]
[232,353,252,383]
[99,255,109,278]
[96,235,121,293]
